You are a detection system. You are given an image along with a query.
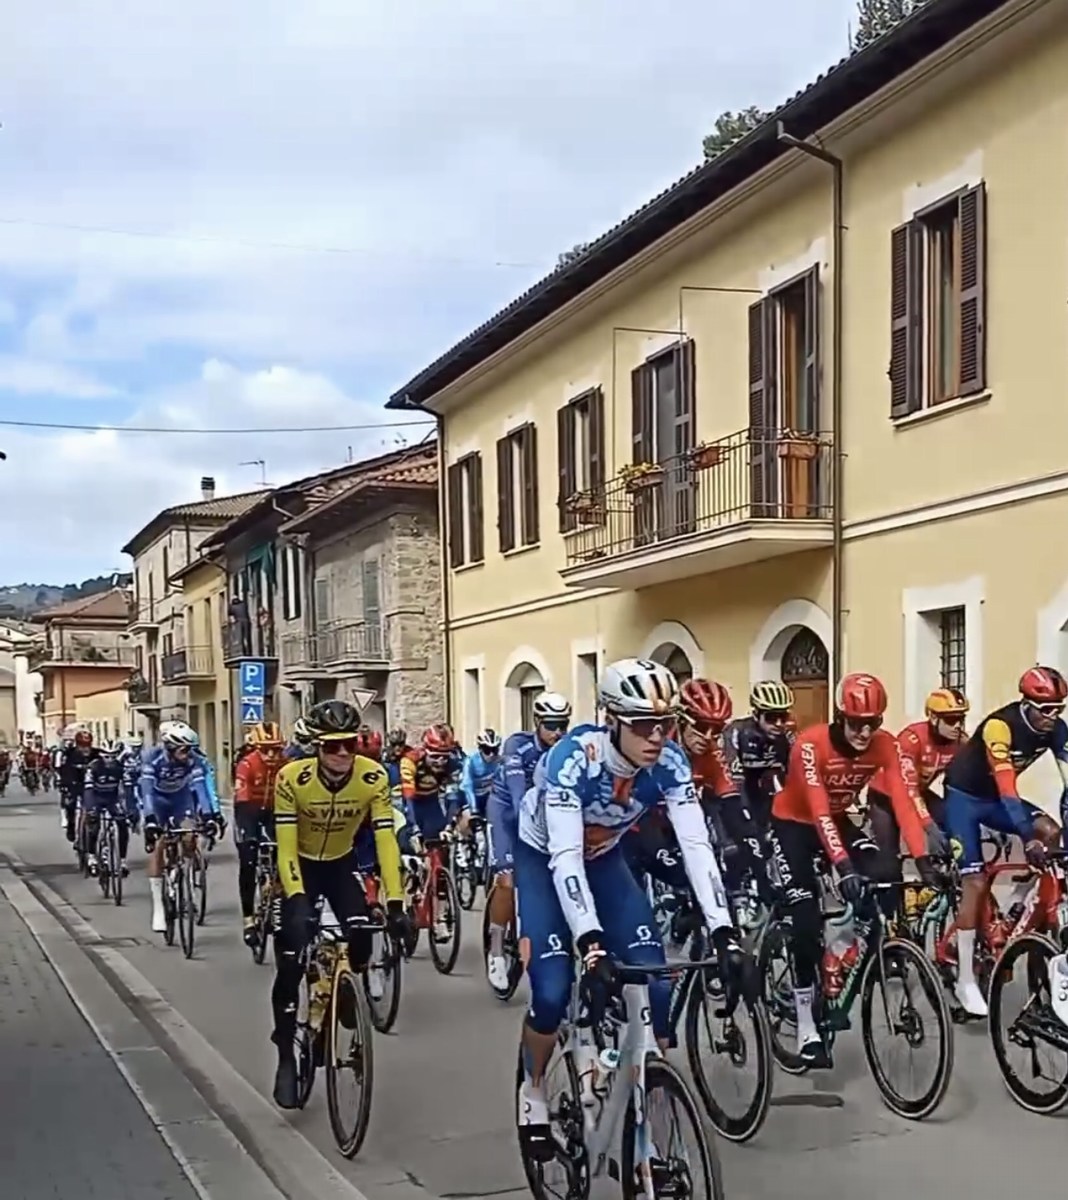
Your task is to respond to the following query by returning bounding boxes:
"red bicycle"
[410,835,461,975]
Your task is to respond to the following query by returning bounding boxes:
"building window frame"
[446,452,485,569]
[902,576,984,717]
[557,388,606,532]
[496,423,539,553]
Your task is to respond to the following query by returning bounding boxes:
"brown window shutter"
[496,436,515,552]
[748,300,778,516]
[669,341,696,536]
[468,454,484,562]
[446,462,464,568]
[521,424,539,545]
[631,366,654,462]
[958,182,987,396]
[889,221,923,418]
[588,388,606,521]
[802,265,820,431]
[674,340,696,450]
[557,404,576,532]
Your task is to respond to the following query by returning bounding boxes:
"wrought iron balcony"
[127,599,159,630]
[559,427,834,590]
[30,643,138,670]
[161,645,215,683]
[319,620,387,671]
[220,617,278,665]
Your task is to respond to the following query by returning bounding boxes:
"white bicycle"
[516,954,725,1200]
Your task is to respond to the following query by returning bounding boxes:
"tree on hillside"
[702,106,769,161]
[700,0,928,158]
[557,242,593,268]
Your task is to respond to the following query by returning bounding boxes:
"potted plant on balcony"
[565,490,602,524]
[687,441,723,470]
[621,461,665,493]
[777,430,821,461]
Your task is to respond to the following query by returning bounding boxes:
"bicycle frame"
[414,841,447,928]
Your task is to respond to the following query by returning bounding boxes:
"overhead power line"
[0,416,434,436]
[0,214,542,269]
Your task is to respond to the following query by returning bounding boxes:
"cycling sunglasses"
[318,737,359,755]
[1027,701,1066,717]
[538,718,570,732]
[758,709,791,725]
[843,715,883,734]
[682,718,721,738]
[935,713,967,727]
[618,714,677,739]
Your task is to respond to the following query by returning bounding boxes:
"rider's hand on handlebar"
[1025,839,1049,869]
[837,871,870,910]
[924,823,951,859]
[576,933,619,1024]
[915,854,947,888]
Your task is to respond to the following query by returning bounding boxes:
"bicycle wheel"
[364,927,403,1034]
[860,935,953,1119]
[177,862,196,959]
[989,931,1068,1114]
[620,1055,725,1200]
[251,879,271,965]
[97,825,112,898]
[163,865,178,947]
[294,972,318,1109]
[429,868,462,975]
[756,917,808,1075]
[685,971,773,1142]
[482,898,523,1002]
[195,850,208,926]
[111,821,124,907]
[514,1042,587,1200]
[456,856,477,911]
[326,966,374,1158]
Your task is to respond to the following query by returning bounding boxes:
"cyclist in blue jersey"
[514,659,743,1158]
[120,736,143,830]
[283,717,315,761]
[460,728,503,817]
[141,721,218,934]
[485,693,572,992]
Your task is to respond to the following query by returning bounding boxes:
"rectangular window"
[575,651,599,724]
[313,577,330,627]
[939,607,966,691]
[281,544,303,621]
[446,452,485,568]
[462,667,482,747]
[496,424,539,552]
[361,558,382,656]
[557,388,606,532]
[162,545,170,591]
[631,341,696,544]
[890,183,987,419]
[520,684,541,731]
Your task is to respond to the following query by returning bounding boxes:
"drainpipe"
[434,412,453,727]
[777,123,845,682]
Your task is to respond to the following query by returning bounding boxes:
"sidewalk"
[0,887,199,1199]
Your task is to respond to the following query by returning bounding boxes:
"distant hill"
[0,573,133,617]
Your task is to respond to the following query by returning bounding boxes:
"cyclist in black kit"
[721,680,795,835]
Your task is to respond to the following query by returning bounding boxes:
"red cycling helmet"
[834,673,888,720]
[74,730,92,747]
[354,726,383,759]
[679,678,733,729]
[421,723,456,753]
[1019,665,1068,704]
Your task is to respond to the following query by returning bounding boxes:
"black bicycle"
[454,815,489,911]
[249,831,280,965]
[96,805,126,906]
[758,876,953,1119]
[158,824,197,958]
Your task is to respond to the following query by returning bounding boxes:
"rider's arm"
[789,732,851,867]
[186,759,211,816]
[198,754,222,815]
[233,756,252,804]
[895,726,934,825]
[139,755,161,820]
[721,723,746,787]
[876,732,929,859]
[399,753,417,803]
[365,764,404,903]
[982,718,1033,838]
[660,746,733,933]
[503,741,531,811]
[273,769,305,897]
[459,756,478,813]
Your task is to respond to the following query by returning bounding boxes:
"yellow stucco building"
[389,0,1068,758]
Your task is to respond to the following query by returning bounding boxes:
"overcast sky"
[0,0,860,582]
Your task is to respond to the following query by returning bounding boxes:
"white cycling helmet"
[99,737,123,756]
[126,735,143,750]
[293,717,313,744]
[599,658,680,717]
[533,692,572,722]
[476,727,503,752]
[160,720,198,748]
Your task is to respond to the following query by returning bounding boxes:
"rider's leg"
[233,805,260,934]
[944,786,996,1016]
[145,797,174,932]
[485,793,516,986]
[270,863,321,1109]
[768,817,826,1060]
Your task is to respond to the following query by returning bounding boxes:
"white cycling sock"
[956,929,977,986]
[794,986,818,1044]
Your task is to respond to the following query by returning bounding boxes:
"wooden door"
[781,626,829,731]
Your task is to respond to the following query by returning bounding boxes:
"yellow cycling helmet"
[924,688,969,717]
[248,721,283,746]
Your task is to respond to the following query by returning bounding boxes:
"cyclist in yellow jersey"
[270,699,411,1109]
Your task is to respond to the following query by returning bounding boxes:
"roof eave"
[281,480,436,537]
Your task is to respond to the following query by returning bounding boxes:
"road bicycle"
[96,804,127,906]
[158,823,198,958]
[292,899,375,1158]
[410,833,461,974]
[358,870,404,1033]
[516,956,724,1200]
[190,822,214,928]
[248,831,281,965]
[758,875,954,1119]
[454,814,489,910]
[987,850,1068,1112]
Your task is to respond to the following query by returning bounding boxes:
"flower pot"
[778,438,819,462]
[624,467,664,493]
[689,443,722,470]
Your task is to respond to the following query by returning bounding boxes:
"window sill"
[892,390,991,430]
[452,560,484,576]
[503,543,541,559]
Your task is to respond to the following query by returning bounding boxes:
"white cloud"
[0,360,432,579]
[0,0,860,579]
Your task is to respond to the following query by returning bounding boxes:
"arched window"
[781,628,829,683]
[663,646,694,687]
[506,661,546,730]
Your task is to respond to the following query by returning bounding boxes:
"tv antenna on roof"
[239,459,272,488]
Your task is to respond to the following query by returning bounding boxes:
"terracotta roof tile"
[34,587,132,622]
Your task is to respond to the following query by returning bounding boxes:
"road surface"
[0,782,1063,1199]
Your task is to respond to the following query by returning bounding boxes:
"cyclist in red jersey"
[769,672,943,1065]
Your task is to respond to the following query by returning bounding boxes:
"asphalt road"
[1,782,1065,1199]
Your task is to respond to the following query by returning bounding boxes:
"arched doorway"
[505,660,546,731]
[781,627,829,731]
[648,643,694,686]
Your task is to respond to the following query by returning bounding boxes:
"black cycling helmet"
[306,699,362,741]
[386,726,407,747]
